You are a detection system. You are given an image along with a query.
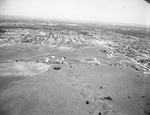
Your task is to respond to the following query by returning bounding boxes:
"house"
[85,58,101,65]
[86,59,95,63]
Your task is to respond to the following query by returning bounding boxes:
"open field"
[0,18,150,115]
[0,61,50,92]
[0,61,50,77]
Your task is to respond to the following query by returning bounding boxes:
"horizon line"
[0,14,150,28]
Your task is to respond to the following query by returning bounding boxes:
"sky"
[0,0,150,26]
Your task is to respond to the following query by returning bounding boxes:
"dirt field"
[0,61,50,77]
[0,61,50,92]
[0,46,149,115]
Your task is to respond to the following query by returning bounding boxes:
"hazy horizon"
[0,0,150,26]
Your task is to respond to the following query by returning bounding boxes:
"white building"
[45,58,49,63]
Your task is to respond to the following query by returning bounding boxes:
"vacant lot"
[0,61,50,92]
[0,61,50,77]
[0,47,149,115]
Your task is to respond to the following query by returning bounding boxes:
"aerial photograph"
[0,0,150,115]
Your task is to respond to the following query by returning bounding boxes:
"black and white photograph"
[0,0,150,115]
